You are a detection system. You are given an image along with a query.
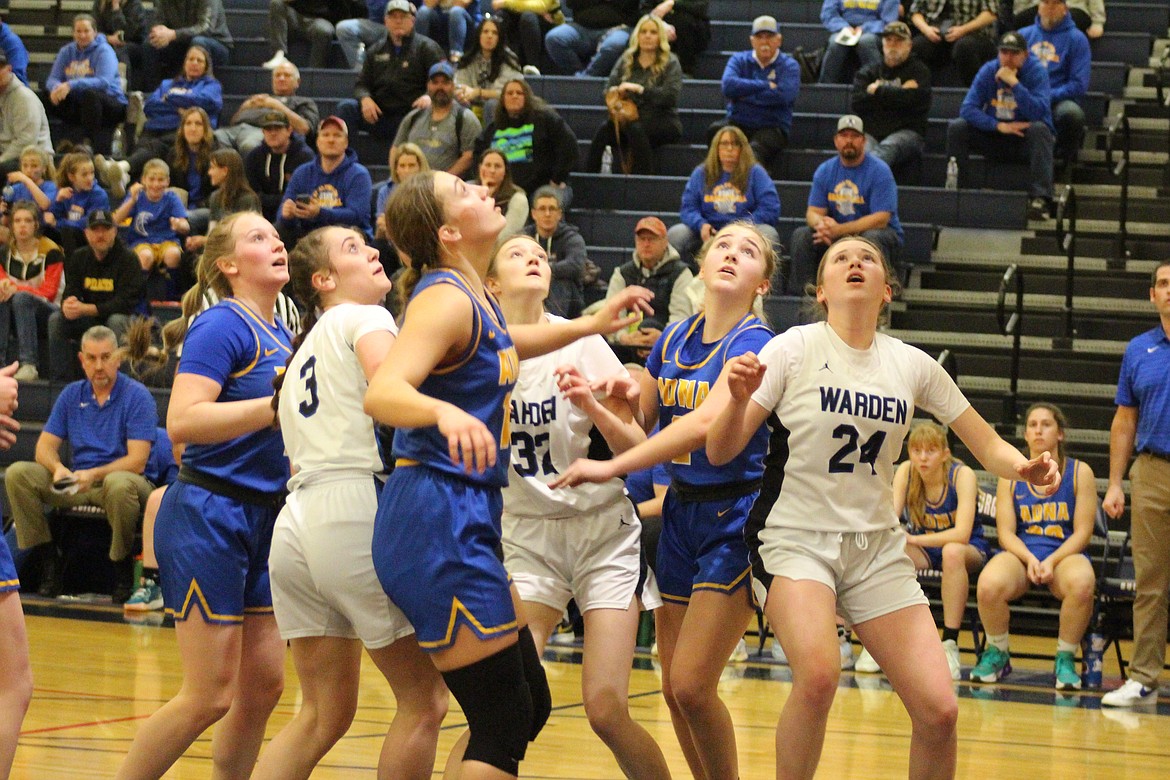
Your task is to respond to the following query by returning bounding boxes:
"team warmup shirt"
[751,322,970,533]
[279,303,399,488]
[126,189,188,246]
[502,315,627,517]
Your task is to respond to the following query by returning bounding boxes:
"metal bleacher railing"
[994,264,1024,435]
[1052,184,1077,349]
[1103,111,1132,271]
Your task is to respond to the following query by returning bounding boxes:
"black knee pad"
[518,626,552,739]
[442,643,532,775]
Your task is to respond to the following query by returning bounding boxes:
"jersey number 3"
[298,356,319,418]
[828,424,885,475]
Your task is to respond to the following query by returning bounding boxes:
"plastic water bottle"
[111,126,125,159]
[356,43,366,68]
[945,156,959,190]
[1082,631,1105,688]
[600,145,613,175]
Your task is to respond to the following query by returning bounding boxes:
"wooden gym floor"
[13,599,1170,779]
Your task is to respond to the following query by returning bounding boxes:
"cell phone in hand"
[295,194,312,206]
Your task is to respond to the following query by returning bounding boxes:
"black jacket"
[353,32,444,113]
[851,55,933,139]
[568,0,641,29]
[244,134,316,221]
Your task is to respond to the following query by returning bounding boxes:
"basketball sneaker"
[854,646,881,674]
[123,578,164,611]
[1053,651,1082,691]
[1101,678,1158,707]
[970,646,1011,683]
[839,633,855,670]
[942,638,962,681]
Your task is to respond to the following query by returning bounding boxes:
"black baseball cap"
[998,31,1027,52]
[86,209,116,228]
[260,111,290,128]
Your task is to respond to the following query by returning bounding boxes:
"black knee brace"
[442,643,532,775]
[518,626,552,740]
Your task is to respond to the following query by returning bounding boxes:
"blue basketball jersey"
[1012,457,1080,546]
[908,461,987,545]
[177,298,294,493]
[645,312,773,486]
[392,269,519,488]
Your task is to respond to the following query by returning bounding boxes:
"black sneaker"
[37,545,63,598]
[111,557,137,605]
[1027,198,1050,221]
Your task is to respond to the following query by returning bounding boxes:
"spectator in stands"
[521,186,586,317]
[244,111,315,222]
[545,0,640,77]
[392,61,482,177]
[786,115,903,295]
[640,1,709,78]
[474,148,528,239]
[5,323,157,602]
[0,201,64,381]
[113,157,190,272]
[145,0,233,86]
[492,0,564,73]
[819,0,899,85]
[946,31,1054,221]
[605,215,693,364]
[710,16,800,178]
[1010,0,1104,38]
[1101,260,1170,708]
[93,0,149,92]
[850,21,933,176]
[336,0,394,69]
[372,140,428,250]
[454,16,523,121]
[0,53,53,179]
[47,209,145,380]
[1019,0,1090,166]
[215,61,319,159]
[264,0,353,71]
[337,0,444,140]
[50,151,112,257]
[970,403,1098,690]
[586,14,682,175]
[167,107,220,219]
[2,148,57,233]
[475,77,578,199]
[44,15,128,157]
[908,0,998,86]
[110,45,223,197]
[0,21,29,87]
[854,421,993,679]
[667,126,781,267]
[278,116,373,245]
[186,148,261,253]
[416,0,481,63]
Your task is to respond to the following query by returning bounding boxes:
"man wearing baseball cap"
[604,216,694,363]
[786,114,903,295]
[278,116,373,246]
[850,20,933,174]
[0,49,52,177]
[709,15,800,177]
[1018,0,1091,166]
[947,30,1055,220]
[336,0,444,140]
[907,0,998,86]
[216,60,319,157]
[391,60,481,177]
[818,0,899,85]
[244,111,316,222]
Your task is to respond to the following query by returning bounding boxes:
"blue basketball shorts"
[656,487,757,605]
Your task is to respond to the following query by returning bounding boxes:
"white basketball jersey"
[752,322,970,533]
[501,315,628,517]
[279,303,399,489]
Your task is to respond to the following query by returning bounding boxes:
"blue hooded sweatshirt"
[679,164,781,234]
[143,75,223,132]
[960,54,1053,133]
[46,34,127,105]
[1019,13,1090,105]
[820,0,900,35]
[0,23,29,86]
[278,147,372,239]
[721,50,801,134]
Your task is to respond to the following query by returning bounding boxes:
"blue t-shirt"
[177,299,294,494]
[809,153,904,243]
[645,312,773,486]
[44,375,158,471]
[1115,326,1170,456]
[3,179,57,210]
[51,184,111,230]
[127,190,187,246]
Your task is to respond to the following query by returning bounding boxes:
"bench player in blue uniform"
[971,402,1098,689]
[364,171,651,779]
[0,362,29,778]
[117,212,294,779]
[553,222,777,780]
[254,225,448,779]
[705,236,1061,780]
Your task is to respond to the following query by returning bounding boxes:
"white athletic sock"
[987,633,1010,653]
[1056,639,1079,655]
